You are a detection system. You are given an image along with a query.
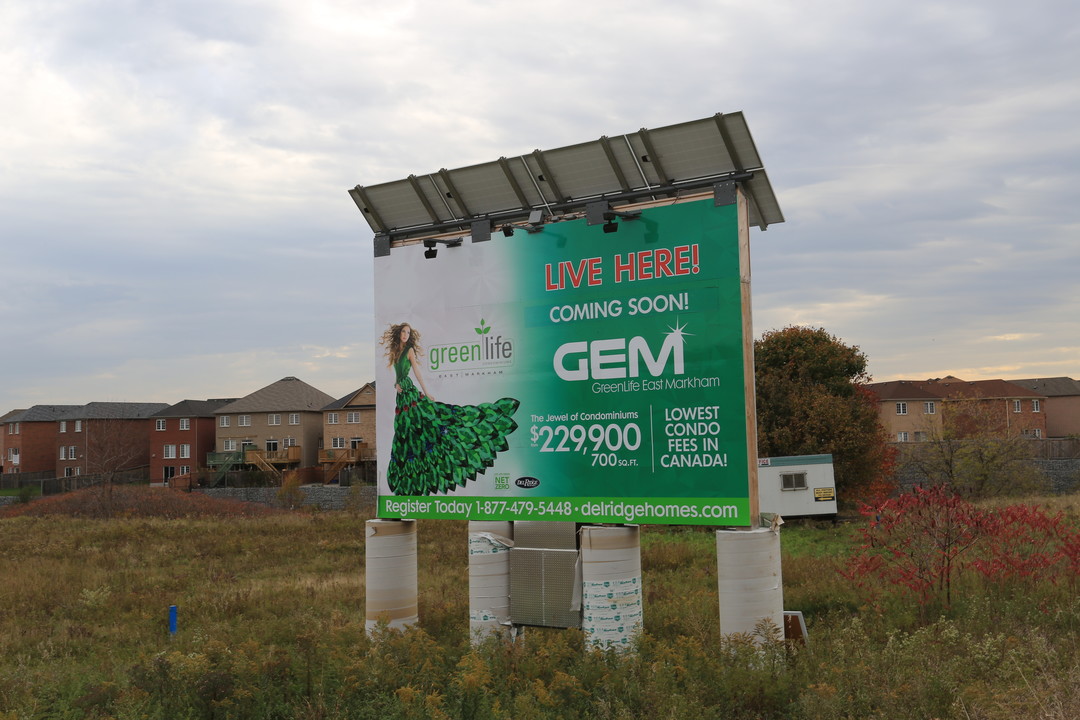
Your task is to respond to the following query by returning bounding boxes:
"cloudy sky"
[2,0,1078,413]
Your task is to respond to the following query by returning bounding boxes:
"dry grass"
[0,488,1076,719]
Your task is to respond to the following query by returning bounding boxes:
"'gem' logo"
[553,323,689,381]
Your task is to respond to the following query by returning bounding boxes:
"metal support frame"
[371,170,754,248]
[349,185,388,234]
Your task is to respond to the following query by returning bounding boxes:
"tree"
[85,417,151,517]
[754,326,894,503]
[899,396,1045,498]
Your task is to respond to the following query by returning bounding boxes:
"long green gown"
[387,353,519,496]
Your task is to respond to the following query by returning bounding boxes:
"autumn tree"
[754,326,893,503]
[899,397,1045,498]
[85,417,151,518]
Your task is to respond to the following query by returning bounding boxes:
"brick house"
[1,409,26,476]
[868,376,1048,441]
[55,402,169,479]
[209,377,335,481]
[3,405,82,475]
[1005,377,1080,438]
[865,381,943,443]
[149,398,236,485]
[320,382,377,483]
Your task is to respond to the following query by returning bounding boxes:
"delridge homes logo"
[428,318,515,372]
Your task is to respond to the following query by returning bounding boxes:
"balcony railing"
[206,451,244,467]
[245,446,302,464]
[318,447,376,463]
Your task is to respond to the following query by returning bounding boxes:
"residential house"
[1005,377,1080,438]
[3,405,82,475]
[320,382,377,483]
[865,381,943,443]
[149,398,236,484]
[868,376,1048,441]
[210,377,335,481]
[1,409,27,476]
[55,402,170,479]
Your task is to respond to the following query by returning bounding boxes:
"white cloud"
[2,0,1079,412]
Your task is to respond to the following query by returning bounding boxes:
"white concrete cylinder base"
[580,525,643,650]
[468,520,515,643]
[715,527,784,641]
[365,519,418,634]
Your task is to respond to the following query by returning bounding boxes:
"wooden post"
[737,185,761,527]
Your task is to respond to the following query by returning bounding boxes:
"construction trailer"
[757,454,837,520]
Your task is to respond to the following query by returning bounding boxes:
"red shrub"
[841,486,1080,609]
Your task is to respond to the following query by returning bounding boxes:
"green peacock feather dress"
[388,352,519,496]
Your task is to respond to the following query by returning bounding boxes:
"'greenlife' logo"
[428,318,515,371]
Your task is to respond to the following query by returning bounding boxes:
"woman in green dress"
[380,322,520,496]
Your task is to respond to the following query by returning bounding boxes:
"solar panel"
[349,111,783,242]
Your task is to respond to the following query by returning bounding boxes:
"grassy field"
[0,487,1076,719]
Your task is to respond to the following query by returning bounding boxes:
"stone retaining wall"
[199,485,376,511]
[1036,459,1080,494]
[894,459,1080,495]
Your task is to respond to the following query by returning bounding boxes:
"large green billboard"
[373,197,752,525]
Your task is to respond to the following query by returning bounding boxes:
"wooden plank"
[738,186,761,527]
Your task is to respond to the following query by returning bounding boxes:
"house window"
[268,414,281,425]
[1013,400,1022,413]
[897,432,909,442]
[220,416,231,428]
[781,472,807,491]
[69,446,76,459]
[60,446,67,460]
[74,467,81,476]
[179,465,190,476]
[65,467,74,477]
[332,437,346,449]
[223,439,236,452]
[180,444,191,459]
[156,419,167,431]
[896,402,907,415]
[283,437,297,447]
[163,445,177,459]
[238,415,251,427]
[347,412,361,423]
[328,413,340,424]
[914,431,928,442]
[60,421,67,433]
[265,439,278,452]
[179,418,190,430]
[74,420,82,432]
[163,466,176,480]
[289,413,300,425]
[1032,399,1041,413]
[924,401,936,415]
[1034,428,1042,439]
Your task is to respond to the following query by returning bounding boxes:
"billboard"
[374,196,754,525]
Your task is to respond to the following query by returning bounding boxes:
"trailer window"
[781,472,807,491]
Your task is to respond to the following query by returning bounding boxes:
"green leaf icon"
[475,318,492,335]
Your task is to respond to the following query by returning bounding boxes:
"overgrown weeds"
[0,489,1076,718]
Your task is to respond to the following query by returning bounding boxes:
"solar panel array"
[349,112,784,242]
